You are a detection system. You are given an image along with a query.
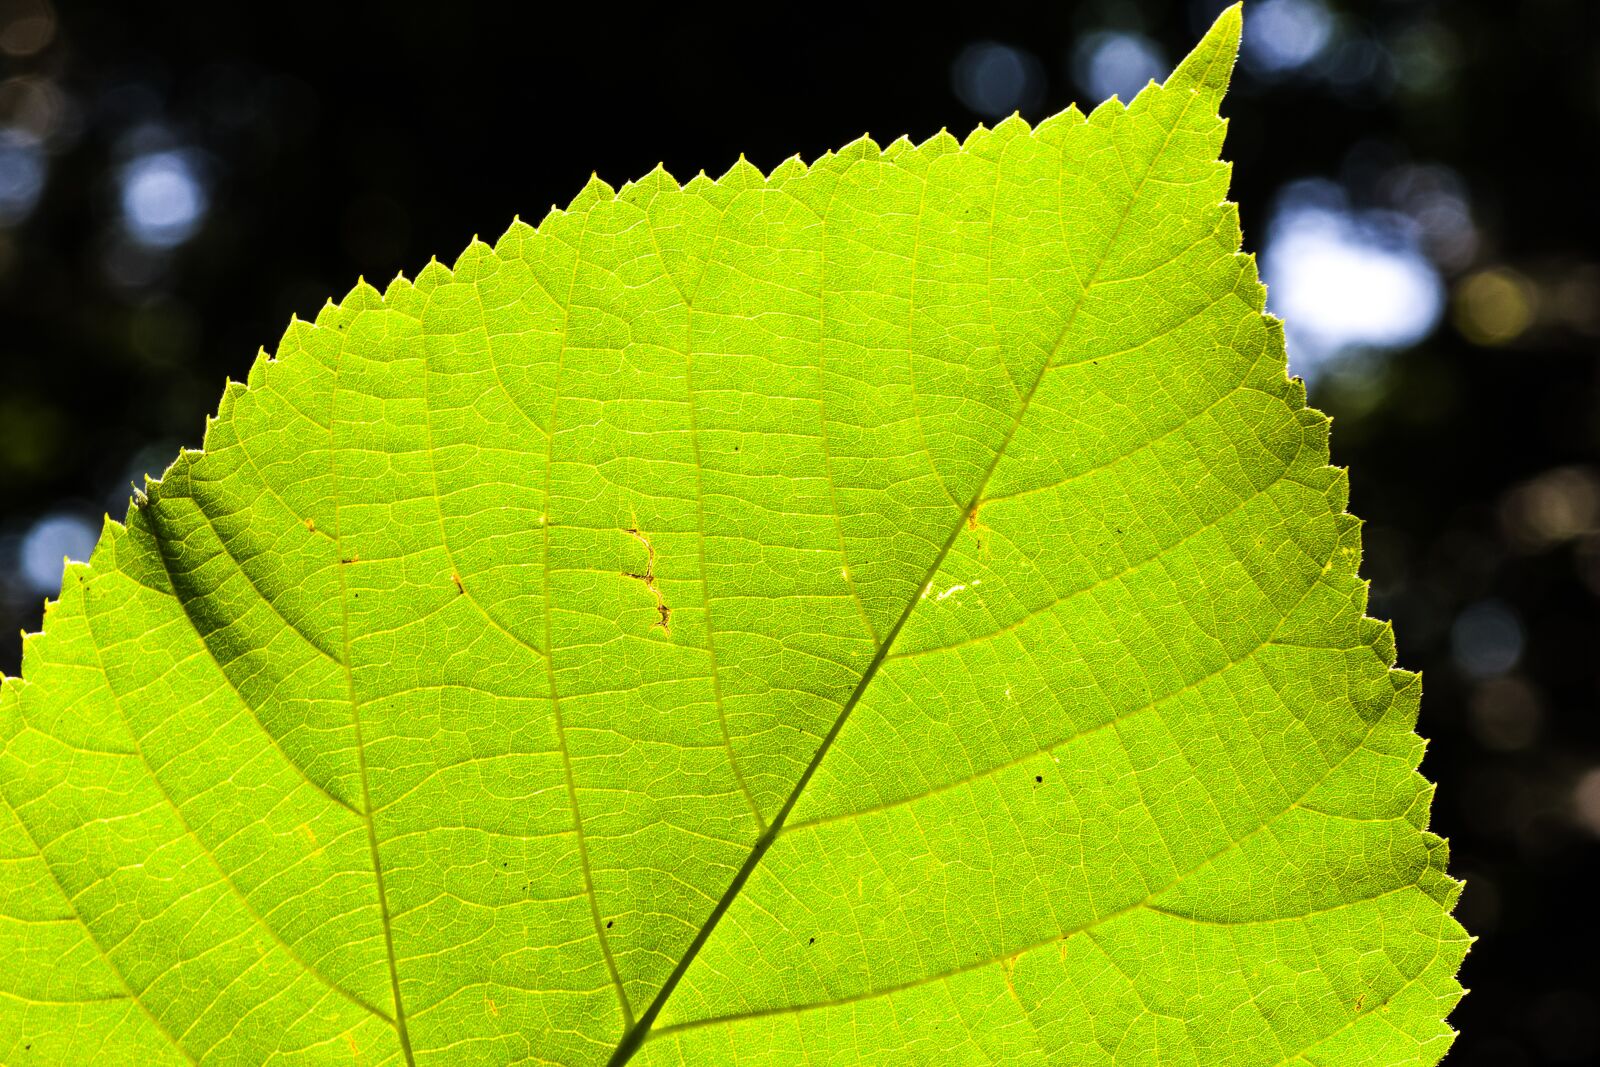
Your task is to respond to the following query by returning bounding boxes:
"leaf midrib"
[607,73,1214,1065]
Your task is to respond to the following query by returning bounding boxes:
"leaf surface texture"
[0,10,1465,1064]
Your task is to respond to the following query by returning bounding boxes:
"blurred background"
[0,0,1594,1060]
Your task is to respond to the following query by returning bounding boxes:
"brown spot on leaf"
[966,503,991,555]
[622,526,671,632]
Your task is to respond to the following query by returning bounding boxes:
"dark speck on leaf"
[809,936,815,944]
[1035,775,1043,783]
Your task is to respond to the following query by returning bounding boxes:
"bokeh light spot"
[951,42,1045,119]
[0,395,62,480]
[0,75,70,144]
[1468,677,1544,752]
[1381,163,1477,270]
[1242,0,1334,74]
[1451,598,1525,680]
[119,149,208,248]
[1260,180,1443,377]
[1391,21,1459,98]
[0,126,44,224]
[1577,768,1600,838]
[0,0,55,58]
[17,512,96,595]
[1072,31,1166,105]
[1498,466,1600,552]
[1318,33,1394,95]
[1454,267,1537,346]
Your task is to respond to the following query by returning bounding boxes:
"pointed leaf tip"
[1167,2,1243,100]
[1,21,1461,1060]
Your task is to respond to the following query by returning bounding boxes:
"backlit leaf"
[0,8,1466,1064]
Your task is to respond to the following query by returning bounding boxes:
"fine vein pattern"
[0,9,1466,1065]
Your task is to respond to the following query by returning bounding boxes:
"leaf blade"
[0,6,1465,1064]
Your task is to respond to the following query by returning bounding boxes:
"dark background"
[1,0,1595,1061]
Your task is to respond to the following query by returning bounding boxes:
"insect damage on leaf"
[622,526,671,632]
[0,6,1464,1066]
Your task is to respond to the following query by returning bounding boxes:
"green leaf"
[0,8,1465,1064]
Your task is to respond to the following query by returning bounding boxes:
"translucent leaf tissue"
[0,9,1467,1064]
